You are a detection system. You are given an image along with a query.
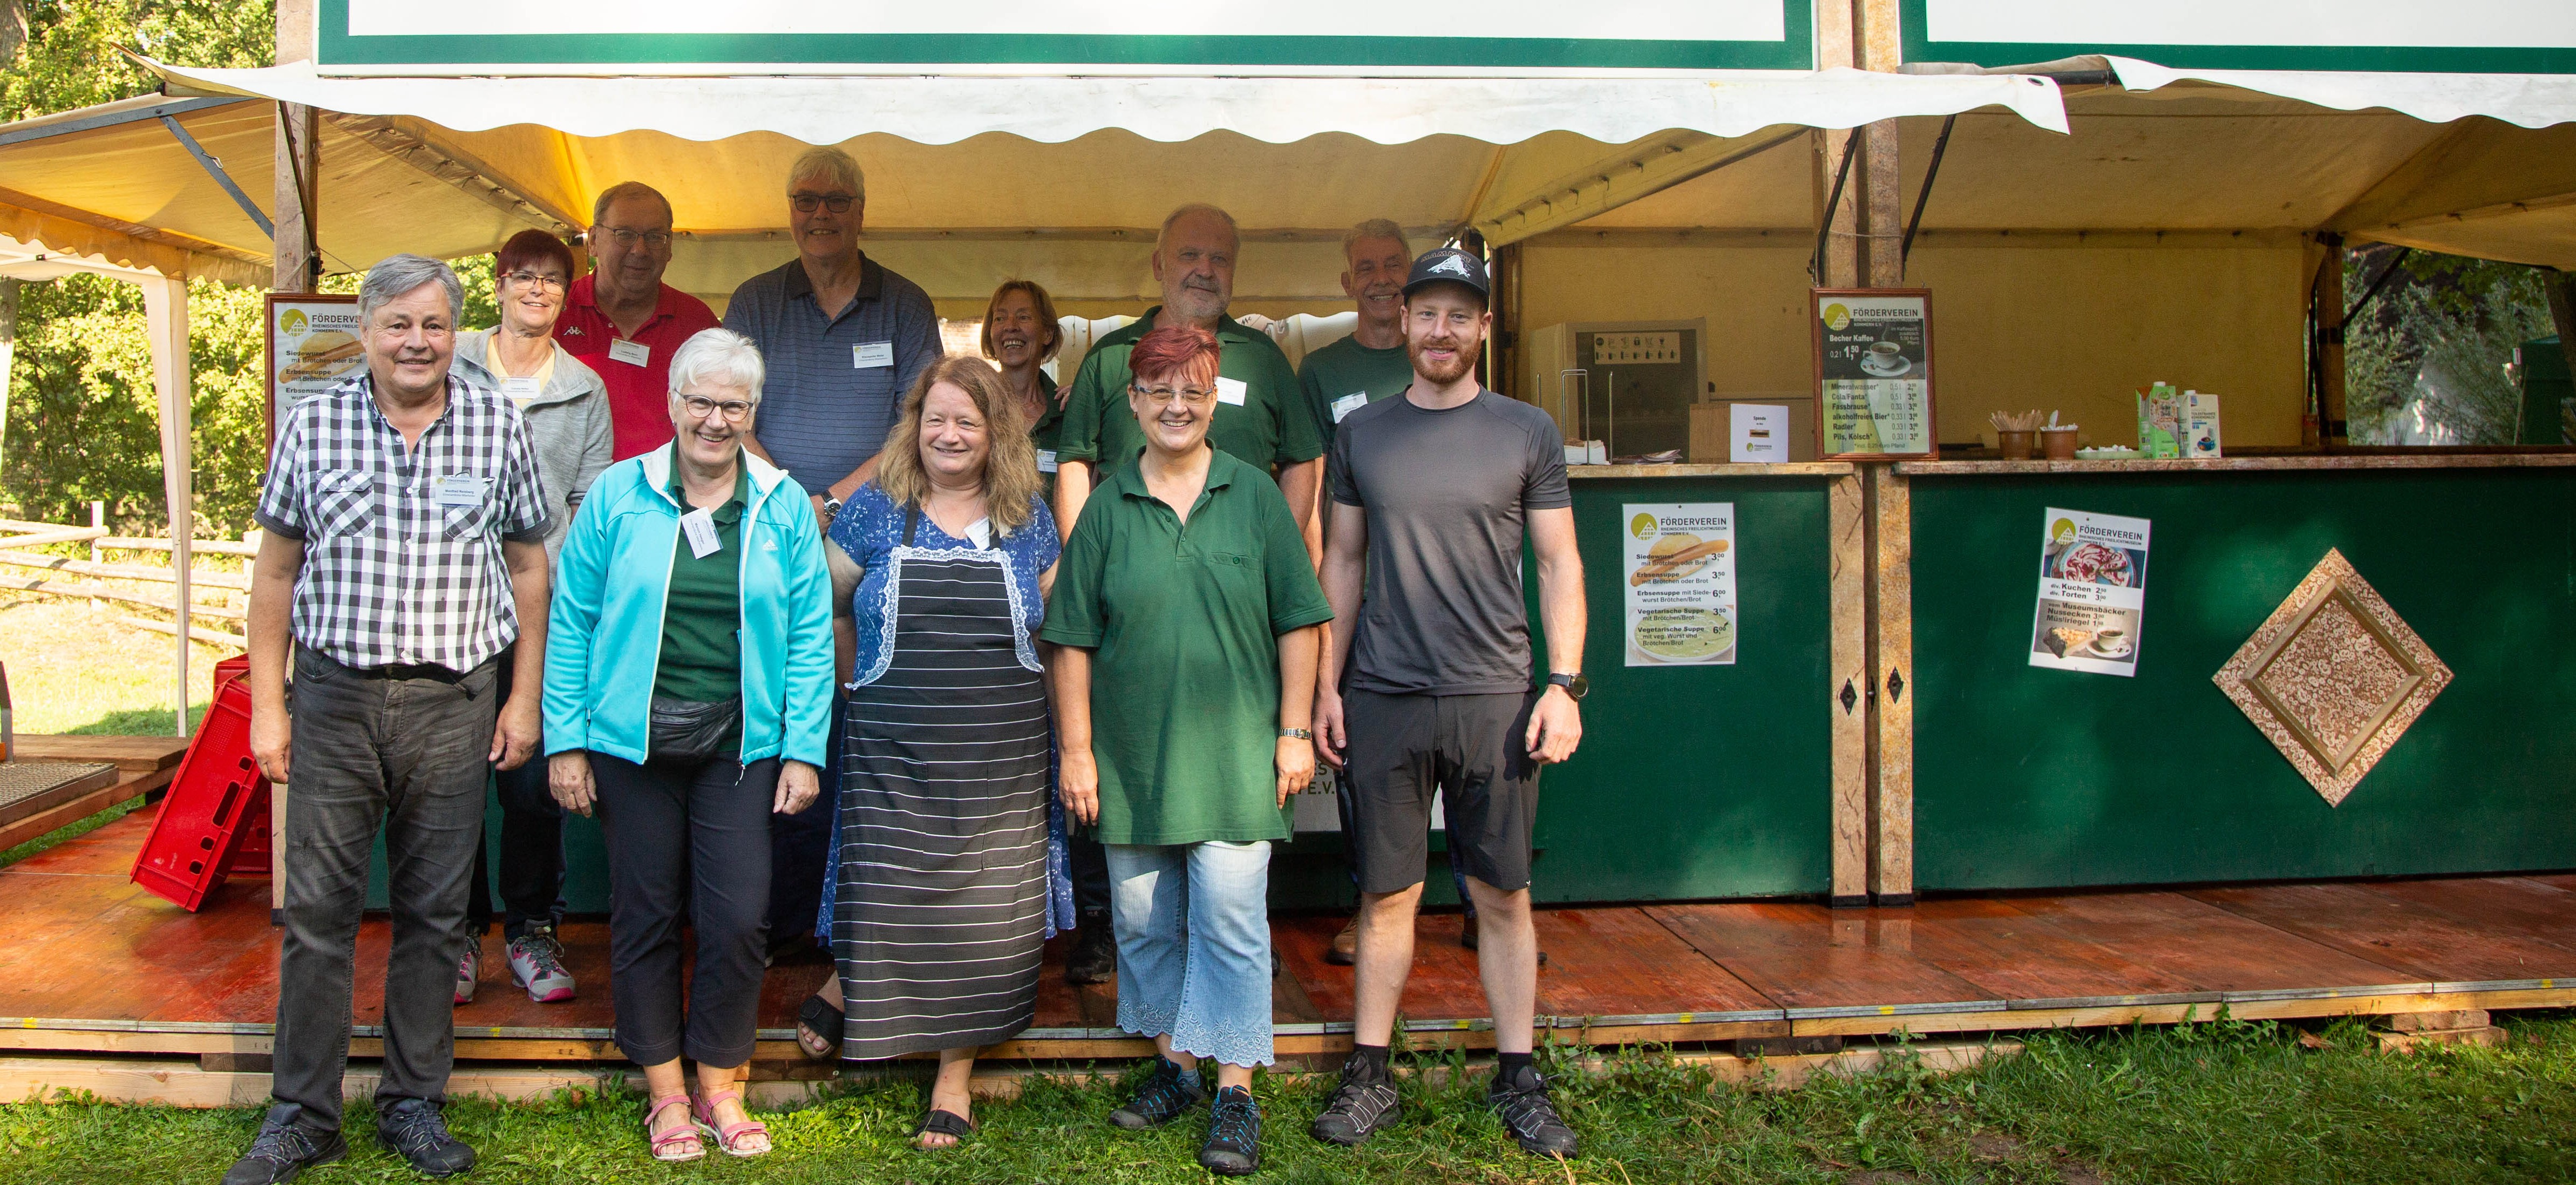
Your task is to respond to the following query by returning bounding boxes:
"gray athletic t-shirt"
[1327,390,1573,695]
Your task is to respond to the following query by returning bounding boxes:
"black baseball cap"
[1402,246,1490,301]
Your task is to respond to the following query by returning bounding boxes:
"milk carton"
[2136,383,2183,459]
[2181,391,2222,458]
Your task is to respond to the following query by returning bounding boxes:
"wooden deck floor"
[6,809,2575,1071]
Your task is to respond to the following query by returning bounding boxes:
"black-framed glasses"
[1132,383,1216,407]
[680,394,755,423]
[501,270,566,292]
[790,193,858,214]
[594,227,672,248]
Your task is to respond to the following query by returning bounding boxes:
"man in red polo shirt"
[554,181,721,459]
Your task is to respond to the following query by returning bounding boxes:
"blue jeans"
[1107,840,1274,1069]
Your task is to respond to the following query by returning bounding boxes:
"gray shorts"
[1341,688,1541,895]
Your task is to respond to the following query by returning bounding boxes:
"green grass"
[3,1016,2574,1184]
[0,794,145,869]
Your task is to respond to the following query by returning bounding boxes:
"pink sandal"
[692,1087,772,1157]
[643,1093,704,1162]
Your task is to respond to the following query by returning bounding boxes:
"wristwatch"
[819,495,844,524]
[1278,727,1314,741]
[1546,672,1589,701]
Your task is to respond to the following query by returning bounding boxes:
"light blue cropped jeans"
[1105,839,1275,1069]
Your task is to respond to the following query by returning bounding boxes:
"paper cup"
[2040,426,2079,460]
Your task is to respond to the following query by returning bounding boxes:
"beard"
[1409,333,1480,385]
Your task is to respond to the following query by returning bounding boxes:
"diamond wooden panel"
[2214,550,2451,806]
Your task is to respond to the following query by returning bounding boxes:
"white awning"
[2105,56,2576,131]
[144,59,2069,146]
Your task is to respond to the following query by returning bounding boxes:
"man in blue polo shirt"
[724,146,941,529]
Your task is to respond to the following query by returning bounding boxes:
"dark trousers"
[273,649,498,1133]
[467,649,565,940]
[593,750,778,1068]
[1070,830,1111,916]
[764,688,838,945]
[1336,773,1477,917]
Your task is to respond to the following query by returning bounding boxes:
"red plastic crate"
[131,657,267,911]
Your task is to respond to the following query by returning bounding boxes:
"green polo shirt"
[1039,448,1335,845]
[1030,370,1065,497]
[1296,333,1415,446]
[655,457,749,713]
[1055,309,1322,476]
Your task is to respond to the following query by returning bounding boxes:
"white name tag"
[607,338,650,367]
[1036,448,1058,474]
[1331,392,1369,423]
[1215,376,1248,407]
[434,472,487,509]
[500,376,540,403]
[965,519,992,549]
[679,508,721,558]
[854,341,894,369]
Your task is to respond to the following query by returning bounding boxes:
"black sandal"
[915,1108,975,1148]
[796,993,844,1060]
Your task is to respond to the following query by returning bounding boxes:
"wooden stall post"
[2316,232,2349,449]
[1829,472,1870,904]
[273,0,320,296]
[140,275,192,740]
[1866,465,1913,903]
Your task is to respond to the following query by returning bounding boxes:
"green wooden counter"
[1902,454,2576,891]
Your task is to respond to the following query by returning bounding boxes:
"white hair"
[1156,203,1239,255]
[787,146,866,202]
[357,254,463,326]
[667,328,766,405]
[1343,218,1410,260]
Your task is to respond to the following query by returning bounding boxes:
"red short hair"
[1127,323,1221,388]
[495,229,576,281]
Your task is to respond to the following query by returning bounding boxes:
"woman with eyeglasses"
[1040,324,1331,1177]
[543,328,834,1161]
[451,228,613,1008]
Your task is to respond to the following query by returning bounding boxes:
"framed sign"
[266,294,364,445]
[1812,288,1936,461]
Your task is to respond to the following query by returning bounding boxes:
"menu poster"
[266,294,365,440]
[2029,507,2151,677]
[1624,502,1737,666]
[1812,288,1936,459]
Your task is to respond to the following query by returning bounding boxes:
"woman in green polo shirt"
[1041,324,1333,1178]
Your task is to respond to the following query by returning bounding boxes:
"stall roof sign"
[1905,0,2576,75]
[314,0,1816,75]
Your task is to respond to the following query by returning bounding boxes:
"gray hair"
[1343,219,1410,260]
[787,146,866,201]
[1156,203,1239,255]
[590,181,674,229]
[357,254,463,326]
[667,328,766,405]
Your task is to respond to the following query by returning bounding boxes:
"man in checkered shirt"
[228,254,552,1185]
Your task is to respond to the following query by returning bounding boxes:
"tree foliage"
[2344,245,2560,446]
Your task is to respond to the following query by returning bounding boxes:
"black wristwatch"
[1547,672,1589,701]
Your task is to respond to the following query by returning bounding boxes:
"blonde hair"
[981,279,1062,364]
[875,356,1041,536]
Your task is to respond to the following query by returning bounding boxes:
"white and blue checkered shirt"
[254,369,552,673]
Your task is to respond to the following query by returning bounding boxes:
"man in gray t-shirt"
[1310,247,1589,1162]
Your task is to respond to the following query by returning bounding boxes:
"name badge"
[679,508,721,558]
[1036,448,1058,474]
[607,338,650,367]
[964,519,992,549]
[1215,376,1248,407]
[1331,392,1369,423]
[853,341,894,369]
[500,376,541,403]
[435,472,487,509]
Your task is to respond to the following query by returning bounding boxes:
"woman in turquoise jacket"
[542,328,832,1162]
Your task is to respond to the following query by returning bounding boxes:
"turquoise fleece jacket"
[543,443,833,767]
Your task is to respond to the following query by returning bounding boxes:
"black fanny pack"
[649,695,741,761]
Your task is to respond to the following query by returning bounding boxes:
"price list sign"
[1811,289,1937,459]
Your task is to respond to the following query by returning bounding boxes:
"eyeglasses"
[594,227,672,249]
[790,193,858,214]
[1132,384,1216,407]
[501,270,566,292]
[679,394,755,422]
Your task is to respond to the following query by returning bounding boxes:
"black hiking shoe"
[222,1107,347,1185]
[1199,1085,1263,1176]
[375,1098,476,1177]
[1066,911,1117,984]
[1109,1057,1207,1129]
[1308,1062,1400,1146]
[1488,1066,1578,1159]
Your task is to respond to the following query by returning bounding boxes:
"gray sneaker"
[507,925,576,1003]
[452,947,479,1005]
